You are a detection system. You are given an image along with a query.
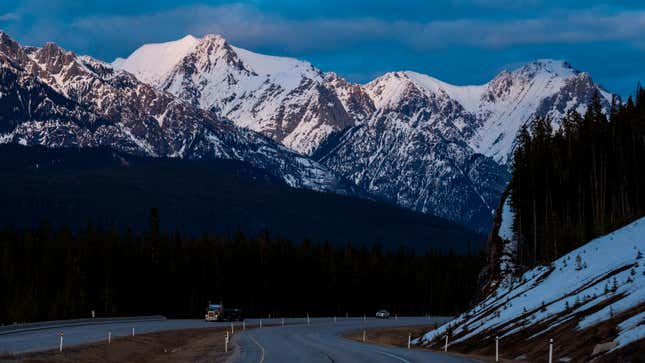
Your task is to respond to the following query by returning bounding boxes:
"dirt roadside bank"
[0,326,241,363]
[343,325,507,363]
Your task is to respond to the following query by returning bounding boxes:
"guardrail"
[0,315,166,336]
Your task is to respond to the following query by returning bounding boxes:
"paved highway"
[0,317,305,354]
[233,317,478,363]
[1,316,478,362]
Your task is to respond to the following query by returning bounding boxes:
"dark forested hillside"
[0,214,483,324]
[509,85,645,268]
[0,145,483,254]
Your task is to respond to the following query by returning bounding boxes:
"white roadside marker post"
[132,327,135,337]
[362,330,366,342]
[444,335,448,352]
[281,318,285,327]
[407,332,411,349]
[108,331,111,344]
[307,313,310,325]
[259,319,262,329]
[231,322,234,334]
[59,332,64,352]
[363,314,366,321]
[495,336,499,362]
[225,332,229,353]
[549,338,553,363]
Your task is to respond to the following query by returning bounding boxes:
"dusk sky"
[1,0,643,98]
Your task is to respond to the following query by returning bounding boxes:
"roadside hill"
[417,216,645,361]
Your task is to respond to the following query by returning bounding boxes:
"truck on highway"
[205,304,223,322]
[205,304,243,322]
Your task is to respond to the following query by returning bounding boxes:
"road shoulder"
[343,324,502,363]
[0,327,232,363]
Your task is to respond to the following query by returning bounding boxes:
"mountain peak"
[112,34,200,85]
[0,31,22,56]
[515,59,578,78]
[200,34,227,45]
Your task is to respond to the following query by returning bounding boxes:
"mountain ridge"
[0,31,360,196]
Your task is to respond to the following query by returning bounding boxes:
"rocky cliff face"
[113,35,370,156]
[0,32,360,195]
[316,63,612,232]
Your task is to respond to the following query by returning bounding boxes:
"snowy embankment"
[418,216,645,359]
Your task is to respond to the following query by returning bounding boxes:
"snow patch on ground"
[499,197,514,241]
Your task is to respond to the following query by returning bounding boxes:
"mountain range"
[0,32,358,197]
[0,32,614,233]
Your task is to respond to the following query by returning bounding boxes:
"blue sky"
[1,1,644,97]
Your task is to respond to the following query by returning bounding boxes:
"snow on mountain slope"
[0,31,359,195]
[362,60,611,165]
[470,59,612,164]
[113,34,364,155]
[112,35,199,86]
[319,71,509,232]
[317,61,612,231]
[418,216,645,359]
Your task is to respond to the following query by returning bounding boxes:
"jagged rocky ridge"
[0,32,361,195]
[113,35,374,156]
[319,63,612,231]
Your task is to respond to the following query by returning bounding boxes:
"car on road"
[376,309,390,319]
[220,308,243,322]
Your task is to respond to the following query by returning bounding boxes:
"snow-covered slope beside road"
[418,216,645,361]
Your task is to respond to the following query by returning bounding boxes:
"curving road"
[0,317,302,354]
[232,317,478,363]
[1,316,479,362]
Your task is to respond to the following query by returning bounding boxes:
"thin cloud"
[0,13,18,21]
[70,4,645,56]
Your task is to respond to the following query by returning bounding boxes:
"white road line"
[249,335,266,363]
[374,350,412,363]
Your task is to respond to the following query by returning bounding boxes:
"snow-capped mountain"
[418,216,645,361]
[316,71,510,232]
[0,32,359,195]
[113,35,612,232]
[113,34,371,156]
[316,61,612,231]
[11,31,611,232]
[468,60,613,164]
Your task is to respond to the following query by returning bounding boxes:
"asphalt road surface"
[233,317,478,363]
[1,316,478,362]
[0,317,304,354]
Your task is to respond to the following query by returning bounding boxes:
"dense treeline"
[509,85,645,267]
[0,210,483,324]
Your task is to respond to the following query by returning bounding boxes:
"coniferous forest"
[509,85,645,268]
[0,210,483,324]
